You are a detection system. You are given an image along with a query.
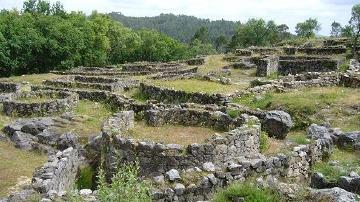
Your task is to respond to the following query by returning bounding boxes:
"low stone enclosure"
[139,83,230,105]
[2,90,79,116]
[1,56,360,201]
[43,75,139,92]
[51,58,203,77]
[255,55,341,76]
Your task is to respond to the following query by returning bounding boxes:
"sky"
[1,0,358,35]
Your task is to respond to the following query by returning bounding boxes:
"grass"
[287,131,311,145]
[0,105,12,129]
[0,141,47,197]
[0,73,61,85]
[213,182,282,202]
[122,88,149,103]
[152,79,239,94]
[312,148,360,182]
[125,121,218,145]
[76,165,96,190]
[233,87,360,130]
[55,100,113,142]
[260,132,270,153]
[198,55,229,74]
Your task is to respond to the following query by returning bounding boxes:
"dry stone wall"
[140,83,229,105]
[2,90,78,116]
[101,111,261,177]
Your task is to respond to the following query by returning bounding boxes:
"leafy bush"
[227,109,241,118]
[233,93,272,110]
[97,162,152,202]
[260,132,270,153]
[213,182,282,202]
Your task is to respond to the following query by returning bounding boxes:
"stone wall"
[255,55,339,76]
[278,59,339,75]
[185,58,205,65]
[149,67,198,80]
[248,47,282,55]
[139,83,229,105]
[43,76,139,92]
[122,62,186,73]
[340,72,360,88]
[0,82,21,93]
[148,123,334,201]
[2,90,79,116]
[297,46,347,55]
[255,56,279,76]
[32,147,81,195]
[144,107,243,131]
[102,111,261,177]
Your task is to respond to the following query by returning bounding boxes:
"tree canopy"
[0,0,206,77]
[295,18,321,38]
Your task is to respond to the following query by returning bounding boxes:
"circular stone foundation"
[2,90,79,116]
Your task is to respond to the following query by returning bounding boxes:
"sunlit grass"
[0,141,47,197]
[125,121,217,145]
[233,87,360,130]
[152,79,240,94]
[0,73,61,85]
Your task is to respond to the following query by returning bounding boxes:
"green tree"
[227,18,281,50]
[295,18,321,38]
[330,21,342,37]
[189,38,216,56]
[341,25,353,37]
[191,26,210,44]
[350,4,360,58]
[214,35,228,52]
[277,24,291,40]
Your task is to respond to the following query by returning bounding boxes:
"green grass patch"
[260,132,270,153]
[0,73,61,85]
[233,87,360,130]
[76,165,96,190]
[312,148,360,182]
[233,93,272,110]
[287,131,310,145]
[122,88,149,103]
[213,182,282,202]
[55,100,113,142]
[152,79,239,94]
[125,121,217,145]
[0,141,47,197]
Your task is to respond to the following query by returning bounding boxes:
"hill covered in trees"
[0,1,217,77]
[109,12,240,45]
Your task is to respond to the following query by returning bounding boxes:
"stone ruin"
[1,53,360,201]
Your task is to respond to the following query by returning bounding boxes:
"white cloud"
[0,0,357,35]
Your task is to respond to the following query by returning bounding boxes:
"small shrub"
[213,182,282,202]
[76,165,95,190]
[260,132,270,153]
[227,109,240,118]
[288,131,310,145]
[266,72,278,80]
[233,93,273,110]
[131,89,149,103]
[97,162,152,202]
[312,162,347,182]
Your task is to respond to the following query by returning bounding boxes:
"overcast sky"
[1,0,357,35]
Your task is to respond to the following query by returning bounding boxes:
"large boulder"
[309,187,358,202]
[339,176,360,194]
[337,132,360,150]
[11,131,37,150]
[307,124,333,140]
[262,110,293,139]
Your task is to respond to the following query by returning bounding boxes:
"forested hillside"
[109,12,240,45]
[0,1,216,77]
